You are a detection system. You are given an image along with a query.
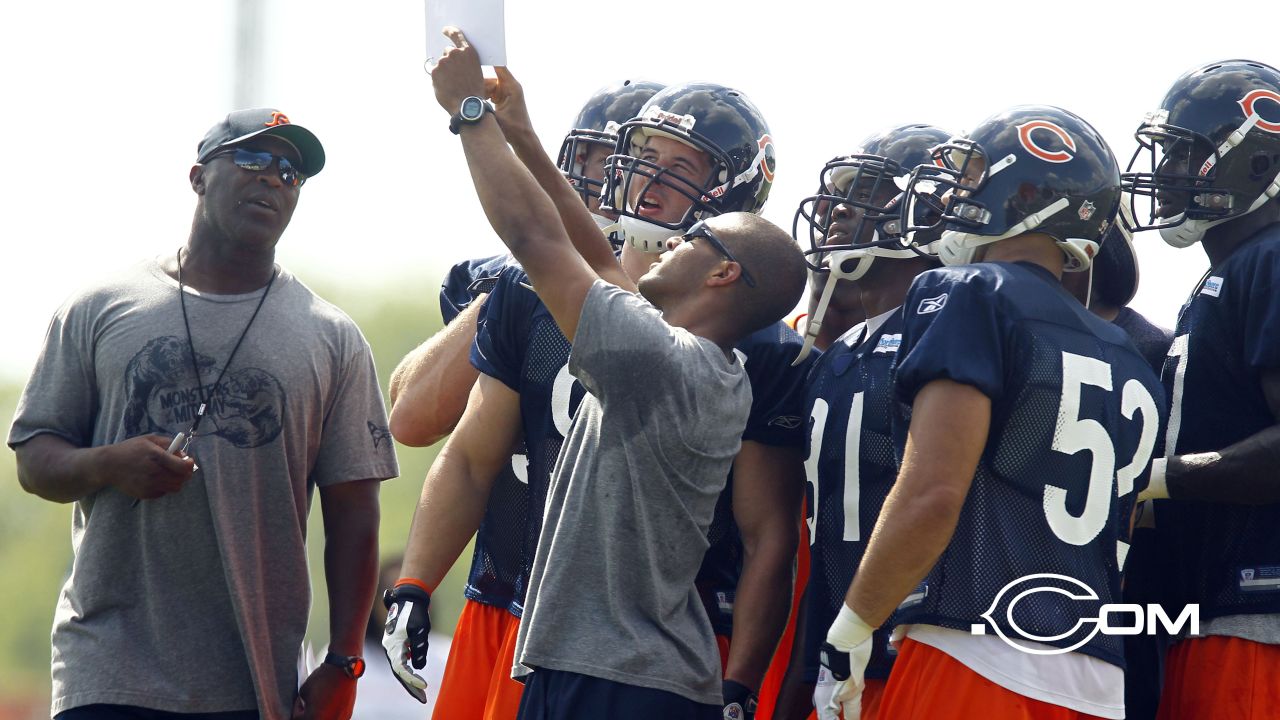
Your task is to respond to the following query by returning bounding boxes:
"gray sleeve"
[309,334,400,486]
[8,303,98,449]
[568,281,683,399]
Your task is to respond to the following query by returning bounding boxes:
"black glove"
[722,679,757,719]
[381,583,432,703]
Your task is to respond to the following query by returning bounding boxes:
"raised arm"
[431,28,598,341]
[486,66,634,292]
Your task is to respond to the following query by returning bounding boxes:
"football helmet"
[792,124,950,363]
[601,82,775,252]
[556,80,665,213]
[1122,59,1280,248]
[903,105,1120,270]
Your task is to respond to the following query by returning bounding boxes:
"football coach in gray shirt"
[416,28,806,719]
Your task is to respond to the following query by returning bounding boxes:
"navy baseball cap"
[196,108,326,177]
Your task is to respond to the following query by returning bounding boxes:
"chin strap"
[792,250,870,365]
[1161,171,1280,248]
[939,197,1072,266]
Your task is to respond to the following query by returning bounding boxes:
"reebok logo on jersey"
[1201,276,1223,297]
[917,294,948,315]
[873,334,902,354]
[769,415,802,430]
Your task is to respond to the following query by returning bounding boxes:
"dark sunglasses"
[682,219,757,288]
[209,148,306,187]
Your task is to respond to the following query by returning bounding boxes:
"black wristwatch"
[324,651,366,679]
[449,95,495,134]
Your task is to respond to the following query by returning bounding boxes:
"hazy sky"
[2,0,1276,382]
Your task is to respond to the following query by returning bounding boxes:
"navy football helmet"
[791,124,950,363]
[1122,60,1280,248]
[902,105,1120,270]
[556,80,664,211]
[796,123,952,278]
[600,82,775,252]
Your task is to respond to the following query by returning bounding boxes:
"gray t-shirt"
[512,281,751,705]
[8,258,399,719]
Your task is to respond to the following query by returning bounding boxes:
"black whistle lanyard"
[176,247,277,446]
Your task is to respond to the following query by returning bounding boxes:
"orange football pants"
[1156,635,1280,720]
[432,599,524,720]
[877,638,1108,720]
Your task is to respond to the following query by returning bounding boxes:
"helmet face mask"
[900,106,1121,270]
[1123,115,1231,233]
[1121,60,1280,248]
[555,80,665,215]
[601,83,775,253]
[795,124,954,279]
[558,126,623,207]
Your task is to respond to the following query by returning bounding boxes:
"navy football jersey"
[1158,226,1280,619]
[440,255,530,615]
[472,266,812,633]
[697,321,812,636]
[440,254,515,320]
[891,262,1166,667]
[801,311,904,682]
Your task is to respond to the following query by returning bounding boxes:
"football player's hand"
[813,667,840,720]
[432,27,485,114]
[722,679,757,719]
[381,582,432,703]
[820,605,876,719]
[487,66,536,144]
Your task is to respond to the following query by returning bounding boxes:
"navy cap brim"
[213,123,326,177]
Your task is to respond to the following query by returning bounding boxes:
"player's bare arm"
[432,28,598,342]
[388,295,488,446]
[844,379,989,626]
[725,441,804,690]
[1145,368,1280,504]
[399,374,523,589]
[15,432,195,503]
[295,477,380,719]
[486,66,634,293]
[383,374,523,699]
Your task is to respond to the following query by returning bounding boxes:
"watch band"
[449,97,494,135]
[323,651,366,679]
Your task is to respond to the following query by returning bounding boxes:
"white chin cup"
[1058,238,1100,272]
[937,230,991,266]
[619,215,676,254]
[1159,218,1208,248]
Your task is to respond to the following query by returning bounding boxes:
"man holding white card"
[420,26,806,719]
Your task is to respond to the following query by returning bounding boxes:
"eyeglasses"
[209,148,306,187]
[682,219,757,288]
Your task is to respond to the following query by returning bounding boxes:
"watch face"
[461,96,485,121]
[350,656,366,679]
